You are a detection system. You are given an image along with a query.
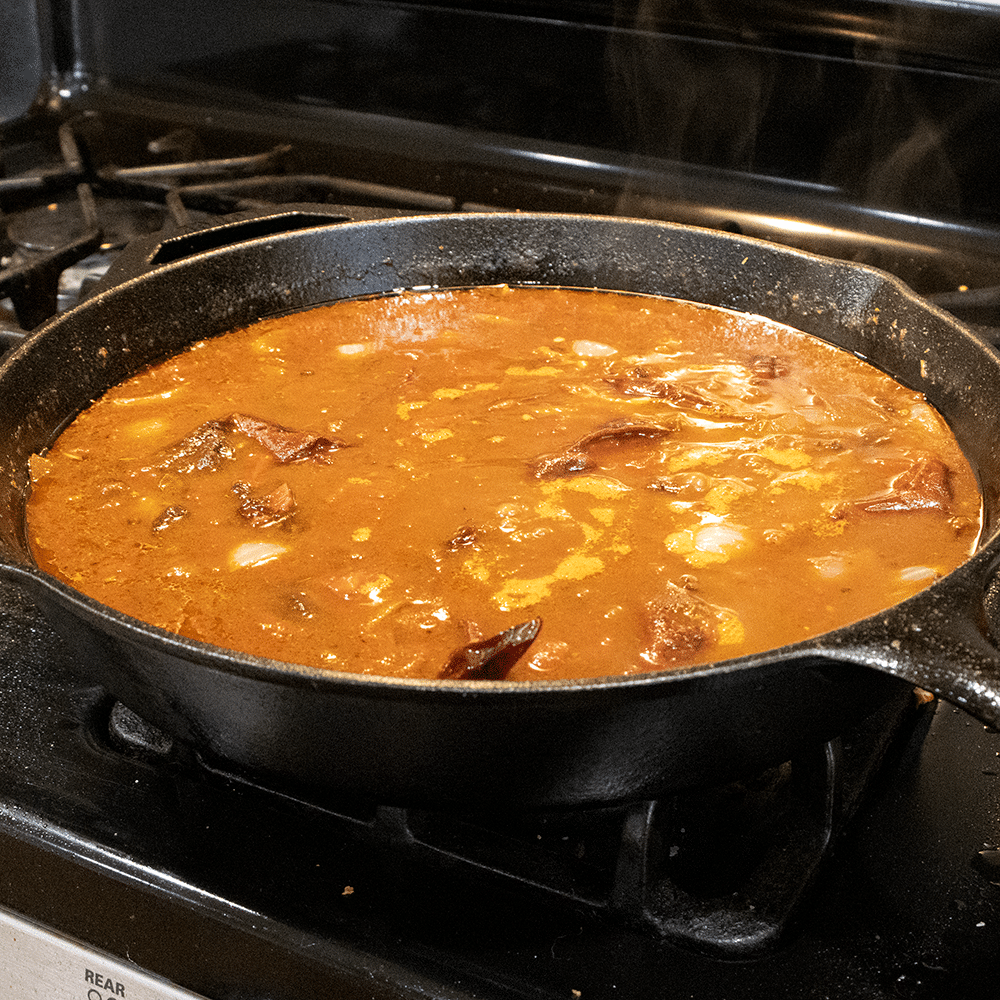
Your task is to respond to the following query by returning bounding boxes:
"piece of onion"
[810,554,847,579]
[693,523,745,554]
[899,565,938,583]
[229,541,287,569]
[572,339,617,357]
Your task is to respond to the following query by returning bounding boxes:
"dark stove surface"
[0,575,998,1000]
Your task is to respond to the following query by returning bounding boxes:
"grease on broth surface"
[27,285,981,680]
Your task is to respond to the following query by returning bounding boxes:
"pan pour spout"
[439,618,543,680]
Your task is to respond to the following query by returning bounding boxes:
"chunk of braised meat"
[150,419,233,474]
[854,454,952,513]
[439,618,543,680]
[530,448,592,478]
[226,413,349,464]
[232,481,296,528]
[151,505,190,532]
[604,369,741,417]
[578,417,678,448]
[528,417,676,479]
[446,525,480,551]
[642,583,717,665]
[149,414,350,474]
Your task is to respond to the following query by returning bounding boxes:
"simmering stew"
[27,286,981,680]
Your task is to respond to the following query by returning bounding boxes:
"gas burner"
[104,685,925,959]
[0,112,468,336]
[0,183,102,331]
[5,195,167,253]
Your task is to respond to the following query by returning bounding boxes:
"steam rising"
[605,2,980,224]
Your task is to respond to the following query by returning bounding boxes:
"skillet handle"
[817,550,1000,728]
[92,206,357,292]
[92,204,418,293]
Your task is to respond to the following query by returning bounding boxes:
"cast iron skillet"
[2,210,1000,810]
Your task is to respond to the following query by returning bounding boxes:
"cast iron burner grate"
[108,685,928,959]
[0,111,459,334]
[7,107,1000,342]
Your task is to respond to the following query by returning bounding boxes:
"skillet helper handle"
[823,552,1000,729]
[91,206,362,292]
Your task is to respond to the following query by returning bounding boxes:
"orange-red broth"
[27,285,981,680]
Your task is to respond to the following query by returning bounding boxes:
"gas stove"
[3,2,1000,997]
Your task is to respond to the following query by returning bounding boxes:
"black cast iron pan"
[2,210,1000,810]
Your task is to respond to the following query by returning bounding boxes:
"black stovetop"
[0,571,998,1000]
